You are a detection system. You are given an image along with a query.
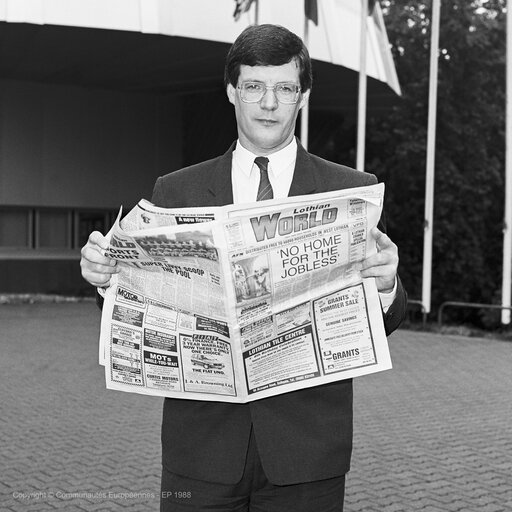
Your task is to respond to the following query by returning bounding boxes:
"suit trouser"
[160,428,345,512]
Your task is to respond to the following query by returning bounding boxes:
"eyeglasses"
[237,81,301,104]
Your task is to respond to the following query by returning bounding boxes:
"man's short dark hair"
[224,24,313,92]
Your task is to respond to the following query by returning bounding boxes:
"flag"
[304,0,318,25]
[233,0,255,21]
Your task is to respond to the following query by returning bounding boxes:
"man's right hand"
[80,231,119,288]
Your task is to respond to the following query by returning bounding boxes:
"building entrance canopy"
[0,0,400,113]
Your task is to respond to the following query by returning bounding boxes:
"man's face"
[227,61,310,156]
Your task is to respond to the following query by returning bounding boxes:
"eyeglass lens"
[240,82,300,104]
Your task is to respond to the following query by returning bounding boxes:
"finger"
[81,260,120,276]
[360,251,398,272]
[360,264,396,279]
[80,257,119,279]
[81,243,118,268]
[88,230,111,253]
[360,266,396,294]
[81,259,120,284]
[371,227,396,252]
[82,231,116,264]
[82,273,111,288]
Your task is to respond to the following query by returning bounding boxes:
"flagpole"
[501,2,512,324]
[421,0,441,316]
[301,7,310,150]
[356,0,368,171]
[254,0,259,25]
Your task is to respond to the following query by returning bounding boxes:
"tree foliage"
[365,0,506,322]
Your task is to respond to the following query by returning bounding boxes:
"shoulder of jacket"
[308,153,378,185]
[157,155,223,184]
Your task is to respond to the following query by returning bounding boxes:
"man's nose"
[260,88,278,109]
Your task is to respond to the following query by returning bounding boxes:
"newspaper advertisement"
[98,183,392,403]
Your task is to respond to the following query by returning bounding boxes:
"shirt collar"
[233,138,297,178]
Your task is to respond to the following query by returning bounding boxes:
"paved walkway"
[0,303,511,512]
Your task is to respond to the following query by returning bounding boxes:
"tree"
[366,0,506,322]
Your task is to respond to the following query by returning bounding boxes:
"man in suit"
[81,24,407,512]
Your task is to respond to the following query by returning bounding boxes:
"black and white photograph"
[1,1,510,511]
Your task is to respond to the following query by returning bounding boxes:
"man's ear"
[299,89,311,110]
[227,83,236,105]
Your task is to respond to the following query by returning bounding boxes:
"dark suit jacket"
[151,141,407,485]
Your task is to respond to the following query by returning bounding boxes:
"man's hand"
[359,227,398,293]
[80,231,119,288]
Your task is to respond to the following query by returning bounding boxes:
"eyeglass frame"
[237,81,302,104]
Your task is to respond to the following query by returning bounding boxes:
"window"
[0,207,117,253]
[76,211,112,248]
[37,210,71,248]
[0,209,31,248]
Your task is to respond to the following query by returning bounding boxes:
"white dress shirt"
[231,139,297,203]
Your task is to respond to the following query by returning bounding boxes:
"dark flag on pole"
[233,0,256,21]
[304,0,318,25]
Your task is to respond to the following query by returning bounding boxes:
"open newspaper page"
[98,200,218,365]
[219,183,391,400]
[98,202,244,401]
[98,184,392,403]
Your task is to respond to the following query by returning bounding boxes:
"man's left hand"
[359,227,398,293]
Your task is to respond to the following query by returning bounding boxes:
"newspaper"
[98,183,392,403]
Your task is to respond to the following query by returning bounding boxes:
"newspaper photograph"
[98,183,392,403]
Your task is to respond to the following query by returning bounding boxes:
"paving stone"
[1,304,511,512]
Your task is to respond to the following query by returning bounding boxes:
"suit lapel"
[288,141,322,197]
[206,142,236,206]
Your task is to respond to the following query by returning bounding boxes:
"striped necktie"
[254,157,273,201]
